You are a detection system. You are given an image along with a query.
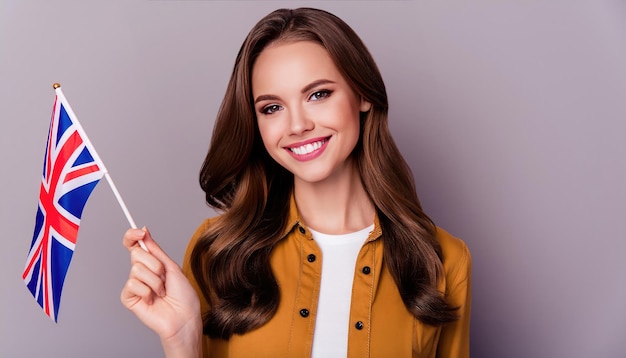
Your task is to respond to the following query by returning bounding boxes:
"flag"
[22,88,107,322]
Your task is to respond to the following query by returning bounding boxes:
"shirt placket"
[347,235,383,358]
[286,223,323,358]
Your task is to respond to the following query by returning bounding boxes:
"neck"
[294,161,375,235]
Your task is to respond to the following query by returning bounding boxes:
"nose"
[288,105,314,135]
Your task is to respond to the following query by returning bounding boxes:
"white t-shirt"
[309,224,374,358]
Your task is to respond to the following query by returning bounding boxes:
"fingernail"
[134,230,145,238]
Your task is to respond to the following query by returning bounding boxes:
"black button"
[307,254,316,262]
[362,266,371,274]
[298,226,306,234]
[355,321,364,330]
[300,309,310,317]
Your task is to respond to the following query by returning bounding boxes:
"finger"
[123,228,147,250]
[139,228,181,274]
[129,245,166,280]
[121,277,155,307]
[129,261,166,298]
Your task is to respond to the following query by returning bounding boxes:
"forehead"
[251,41,344,95]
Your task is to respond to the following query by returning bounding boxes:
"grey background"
[1,1,625,357]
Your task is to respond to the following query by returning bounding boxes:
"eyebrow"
[254,79,336,104]
[301,79,336,94]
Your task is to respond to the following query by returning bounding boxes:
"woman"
[122,7,471,358]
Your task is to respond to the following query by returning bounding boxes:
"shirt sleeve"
[436,231,472,358]
[181,219,214,358]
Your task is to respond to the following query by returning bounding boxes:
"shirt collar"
[281,193,301,237]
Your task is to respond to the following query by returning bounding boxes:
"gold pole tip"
[52,83,61,89]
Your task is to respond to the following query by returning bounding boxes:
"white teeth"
[290,140,325,155]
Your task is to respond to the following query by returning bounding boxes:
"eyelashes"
[309,89,332,101]
[261,104,282,115]
[259,89,334,115]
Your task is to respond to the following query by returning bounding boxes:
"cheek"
[257,121,281,152]
[348,120,361,148]
[257,120,271,141]
[342,104,362,140]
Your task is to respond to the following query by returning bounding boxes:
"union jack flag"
[22,88,106,322]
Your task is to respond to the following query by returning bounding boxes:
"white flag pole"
[103,173,148,252]
[53,83,148,252]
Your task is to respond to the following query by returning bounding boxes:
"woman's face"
[252,40,371,185]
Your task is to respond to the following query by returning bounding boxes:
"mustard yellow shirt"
[182,201,471,358]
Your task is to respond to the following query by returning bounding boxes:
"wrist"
[161,317,203,358]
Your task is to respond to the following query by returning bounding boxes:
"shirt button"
[298,226,306,234]
[362,266,371,274]
[300,309,310,318]
[355,321,364,330]
[307,254,316,262]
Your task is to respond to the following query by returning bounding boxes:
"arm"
[120,228,203,358]
[436,237,472,358]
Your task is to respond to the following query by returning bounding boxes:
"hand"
[121,228,202,357]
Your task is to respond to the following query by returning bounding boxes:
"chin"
[292,168,338,185]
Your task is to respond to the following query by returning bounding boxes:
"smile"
[284,136,331,161]
[289,139,327,155]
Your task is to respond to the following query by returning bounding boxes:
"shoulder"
[434,227,470,264]
[434,227,472,291]
[182,216,220,272]
[182,217,222,317]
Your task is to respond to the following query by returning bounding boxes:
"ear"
[360,97,372,112]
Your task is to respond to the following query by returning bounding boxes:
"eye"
[260,104,283,115]
[309,90,332,101]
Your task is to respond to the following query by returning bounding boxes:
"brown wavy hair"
[191,7,458,339]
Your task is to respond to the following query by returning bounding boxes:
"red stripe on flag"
[21,243,43,281]
[63,164,101,183]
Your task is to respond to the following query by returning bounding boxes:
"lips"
[284,136,331,160]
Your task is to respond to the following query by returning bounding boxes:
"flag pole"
[52,83,148,252]
[103,173,148,252]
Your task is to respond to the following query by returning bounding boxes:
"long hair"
[191,7,458,339]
